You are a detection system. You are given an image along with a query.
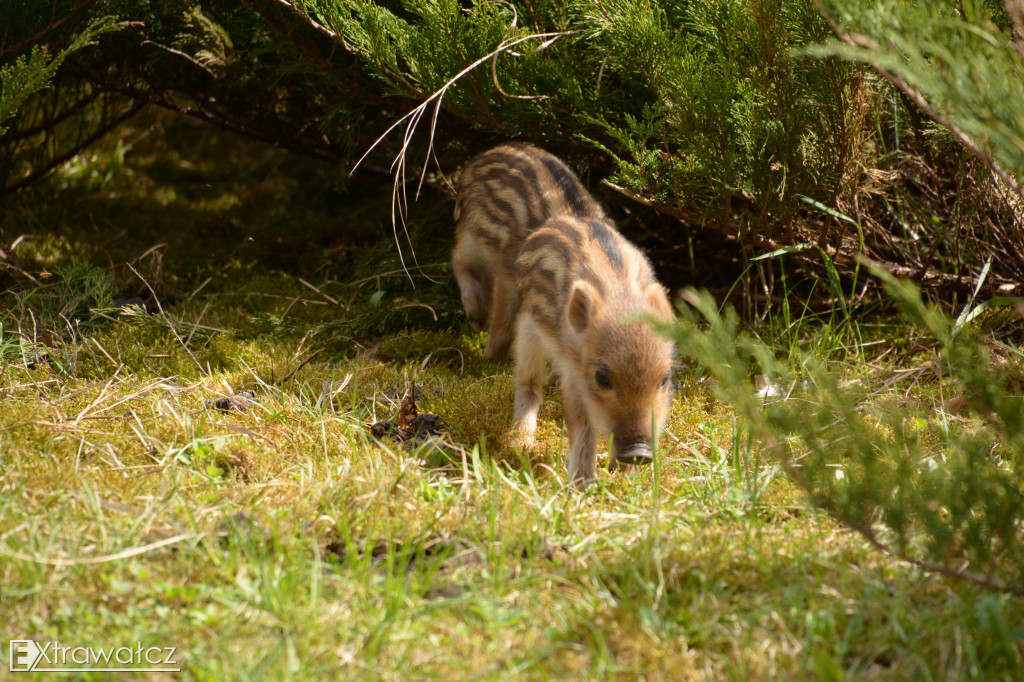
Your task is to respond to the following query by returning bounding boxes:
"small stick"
[280,347,325,385]
[287,328,315,369]
[297,278,340,305]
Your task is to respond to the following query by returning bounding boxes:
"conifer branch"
[671,284,1024,597]
[770,440,1024,597]
[815,0,1024,200]
[0,0,100,59]
[2,98,144,195]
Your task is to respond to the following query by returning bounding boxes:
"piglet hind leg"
[561,387,598,487]
[484,274,517,363]
[452,238,491,332]
[511,317,546,450]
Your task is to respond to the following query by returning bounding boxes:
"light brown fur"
[452,144,605,362]
[514,215,675,486]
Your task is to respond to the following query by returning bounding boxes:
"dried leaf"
[398,382,419,427]
[358,341,382,361]
[943,395,970,414]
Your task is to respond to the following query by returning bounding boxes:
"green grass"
[1,115,1022,680]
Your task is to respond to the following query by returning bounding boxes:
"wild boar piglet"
[514,214,676,486]
[452,144,606,362]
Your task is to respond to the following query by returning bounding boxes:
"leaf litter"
[368,380,447,446]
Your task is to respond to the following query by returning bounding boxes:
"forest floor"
[1,115,1022,680]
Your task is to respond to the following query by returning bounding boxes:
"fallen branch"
[280,347,324,385]
[603,181,1024,298]
[2,99,145,195]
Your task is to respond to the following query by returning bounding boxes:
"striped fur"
[513,215,675,486]
[452,144,606,362]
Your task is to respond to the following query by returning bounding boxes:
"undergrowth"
[1,115,1022,679]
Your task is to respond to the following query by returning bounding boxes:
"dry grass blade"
[1,532,197,566]
[183,301,211,348]
[297,277,340,305]
[488,1,555,102]
[351,28,577,285]
[220,423,279,452]
[127,262,208,376]
[420,347,465,375]
[71,368,122,426]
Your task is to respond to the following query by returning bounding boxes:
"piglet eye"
[661,372,673,389]
[594,366,613,390]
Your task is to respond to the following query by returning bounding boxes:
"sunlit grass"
[1,116,1021,679]
[3,305,1022,678]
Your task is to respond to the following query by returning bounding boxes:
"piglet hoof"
[615,442,653,466]
[484,342,511,364]
[510,427,536,452]
[571,477,596,490]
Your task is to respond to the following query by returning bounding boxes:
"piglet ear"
[567,280,600,340]
[645,282,673,320]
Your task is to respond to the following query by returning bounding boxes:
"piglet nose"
[615,441,653,465]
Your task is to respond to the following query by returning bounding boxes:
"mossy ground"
[1,115,1022,679]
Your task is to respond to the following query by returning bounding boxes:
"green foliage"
[0,47,56,136]
[666,275,1024,594]
[583,0,866,219]
[55,257,117,322]
[95,303,217,345]
[1,0,366,195]
[812,0,1024,187]
[0,323,50,369]
[4,0,1023,300]
[0,257,116,346]
[296,0,868,229]
[0,15,120,135]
